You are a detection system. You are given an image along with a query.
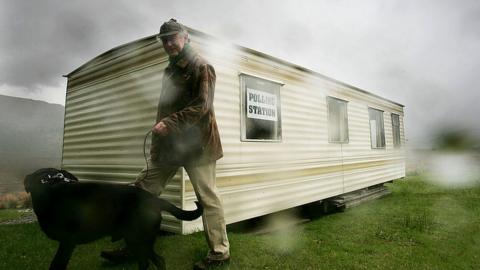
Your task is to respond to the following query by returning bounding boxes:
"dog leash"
[140,129,154,183]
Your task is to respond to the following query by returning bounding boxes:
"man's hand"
[152,121,169,136]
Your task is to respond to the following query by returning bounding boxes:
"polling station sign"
[247,88,277,121]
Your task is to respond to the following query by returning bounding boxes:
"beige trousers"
[134,159,230,260]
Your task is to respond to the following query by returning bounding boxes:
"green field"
[1,175,479,270]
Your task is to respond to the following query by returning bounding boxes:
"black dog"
[24,168,203,270]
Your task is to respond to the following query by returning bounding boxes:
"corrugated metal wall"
[64,32,405,234]
[183,37,405,233]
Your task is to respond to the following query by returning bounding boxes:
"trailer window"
[391,113,401,148]
[368,108,385,149]
[327,97,349,143]
[240,74,282,141]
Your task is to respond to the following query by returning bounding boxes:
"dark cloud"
[2,1,95,87]
[0,0,150,88]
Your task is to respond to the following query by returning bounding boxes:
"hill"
[0,95,64,193]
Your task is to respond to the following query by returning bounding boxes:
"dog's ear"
[24,173,32,193]
[60,170,79,182]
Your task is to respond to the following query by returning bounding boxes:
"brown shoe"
[100,246,133,263]
[193,257,230,269]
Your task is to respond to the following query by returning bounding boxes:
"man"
[101,19,230,269]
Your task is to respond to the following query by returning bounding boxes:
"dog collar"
[40,173,76,184]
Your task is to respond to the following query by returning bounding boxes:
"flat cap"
[158,18,187,37]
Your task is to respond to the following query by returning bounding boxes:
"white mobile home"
[62,28,405,234]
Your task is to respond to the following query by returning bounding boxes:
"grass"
[0,209,31,223]
[1,175,479,270]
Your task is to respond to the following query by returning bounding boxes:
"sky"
[1,0,479,148]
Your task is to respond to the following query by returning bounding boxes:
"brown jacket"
[150,45,223,165]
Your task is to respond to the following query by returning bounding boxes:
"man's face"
[161,33,187,56]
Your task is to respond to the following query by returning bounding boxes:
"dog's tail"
[156,199,203,221]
